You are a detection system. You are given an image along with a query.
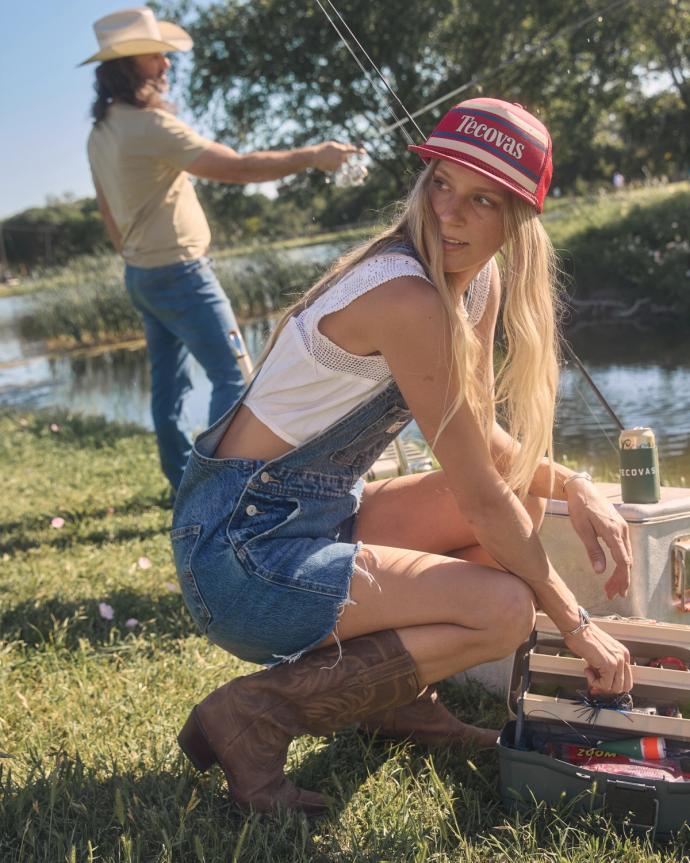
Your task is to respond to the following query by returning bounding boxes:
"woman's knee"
[484,576,536,651]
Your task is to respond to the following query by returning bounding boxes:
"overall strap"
[384,240,422,263]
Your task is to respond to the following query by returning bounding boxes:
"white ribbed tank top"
[244,253,492,446]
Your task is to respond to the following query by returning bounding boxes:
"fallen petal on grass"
[50,517,65,529]
[49,423,60,433]
[124,618,139,629]
[164,582,180,593]
[137,556,152,569]
[98,602,115,620]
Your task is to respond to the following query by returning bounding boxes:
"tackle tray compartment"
[498,613,690,837]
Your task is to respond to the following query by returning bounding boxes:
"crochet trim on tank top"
[294,253,492,382]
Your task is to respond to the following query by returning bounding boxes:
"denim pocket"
[329,406,411,469]
[170,524,211,633]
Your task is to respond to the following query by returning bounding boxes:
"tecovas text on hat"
[409,97,553,212]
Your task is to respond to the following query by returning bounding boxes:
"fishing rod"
[313,0,425,142]
[315,0,627,434]
[312,0,422,145]
[561,340,624,430]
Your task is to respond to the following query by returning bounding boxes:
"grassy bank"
[0,226,373,301]
[2,409,688,862]
[11,181,690,348]
[16,251,325,349]
[212,223,376,261]
[544,181,690,314]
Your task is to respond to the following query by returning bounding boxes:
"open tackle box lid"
[507,612,690,739]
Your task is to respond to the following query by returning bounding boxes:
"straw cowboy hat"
[80,7,193,65]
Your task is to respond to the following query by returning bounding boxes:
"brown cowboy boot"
[178,629,420,815]
[358,685,498,749]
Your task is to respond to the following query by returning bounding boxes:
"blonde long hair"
[257,163,560,497]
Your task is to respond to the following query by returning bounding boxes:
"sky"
[0,1,209,219]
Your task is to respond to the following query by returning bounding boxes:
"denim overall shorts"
[171,379,412,665]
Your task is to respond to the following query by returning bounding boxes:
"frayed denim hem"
[267,541,382,670]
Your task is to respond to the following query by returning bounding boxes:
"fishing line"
[313,0,418,144]
[321,0,425,141]
[562,341,624,430]
[381,0,638,135]
[570,378,621,456]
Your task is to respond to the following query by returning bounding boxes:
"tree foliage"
[1,197,108,270]
[6,1,690,270]
[161,0,689,195]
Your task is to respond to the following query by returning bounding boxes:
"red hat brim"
[408,143,543,213]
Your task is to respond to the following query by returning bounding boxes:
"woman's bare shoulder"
[358,276,452,371]
[352,274,442,331]
[318,272,437,360]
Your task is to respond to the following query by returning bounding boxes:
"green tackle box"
[497,613,690,838]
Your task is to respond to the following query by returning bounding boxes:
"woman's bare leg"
[315,469,546,684]
[353,469,480,554]
[319,546,536,687]
[354,468,546,557]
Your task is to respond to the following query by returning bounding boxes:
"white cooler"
[454,483,690,695]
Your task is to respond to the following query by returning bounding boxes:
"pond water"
[1,281,689,484]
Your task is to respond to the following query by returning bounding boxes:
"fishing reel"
[330,153,369,188]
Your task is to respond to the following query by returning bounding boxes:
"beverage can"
[619,427,661,503]
[619,428,656,449]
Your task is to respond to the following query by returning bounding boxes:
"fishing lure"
[574,689,634,724]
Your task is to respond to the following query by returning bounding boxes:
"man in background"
[83,7,358,492]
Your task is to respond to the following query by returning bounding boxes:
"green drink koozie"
[619,446,660,504]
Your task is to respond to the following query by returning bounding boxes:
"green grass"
[2,409,690,861]
[16,251,324,349]
[543,182,690,312]
[212,223,377,261]
[541,180,689,248]
[0,225,373,301]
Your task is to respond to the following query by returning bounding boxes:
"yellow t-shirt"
[87,104,212,268]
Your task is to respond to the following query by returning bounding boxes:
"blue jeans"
[125,257,245,491]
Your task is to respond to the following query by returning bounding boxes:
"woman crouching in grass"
[171,98,633,815]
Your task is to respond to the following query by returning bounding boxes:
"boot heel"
[178,708,217,772]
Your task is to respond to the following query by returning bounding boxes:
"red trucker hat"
[408,98,553,212]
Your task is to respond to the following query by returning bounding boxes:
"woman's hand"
[565,479,633,599]
[564,623,633,695]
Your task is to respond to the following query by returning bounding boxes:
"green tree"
[618,0,690,174]
[161,0,456,192]
[161,0,688,197]
[1,197,108,269]
[631,0,690,112]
